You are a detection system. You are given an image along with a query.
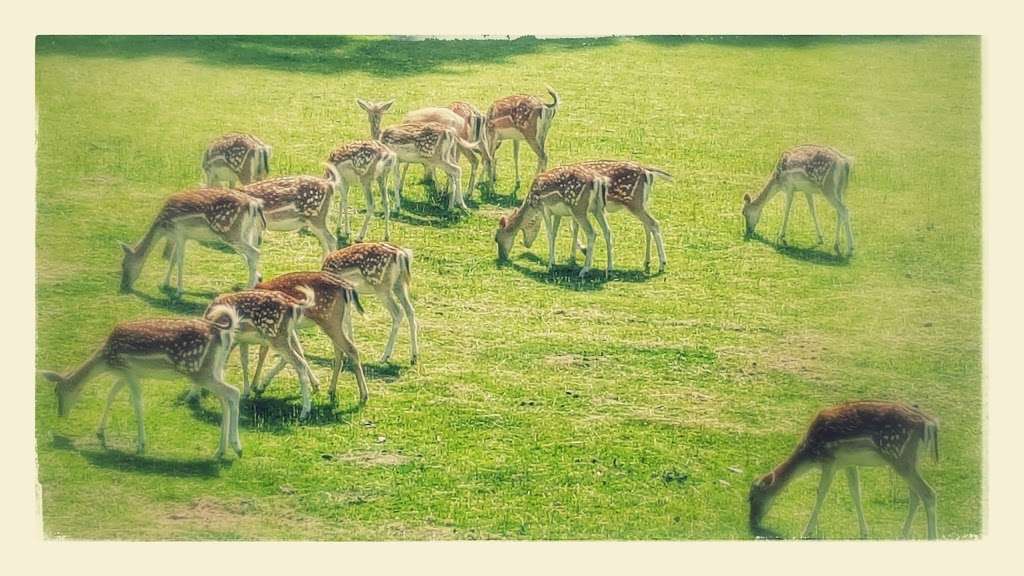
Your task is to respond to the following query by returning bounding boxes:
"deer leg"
[175,234,188,295]
[397,163,410,201]
[489,140,502,185]
[803,464,835,538]
[277,334,316,420]
[356,178,375,242]
[445,162,467,211]
[899,465,937,539]
[544,214,560,269]
[378,288,404,364]
[805,191,824,244]
[395,277,419,365]
[238,342,250,398]
[464,148,479,196]
[778,190,796,246]
[591,205,613,278]
[291,331,320,394]
[901,485,920,538]
[327,316,368,404]
[512,140,521,187]
[258,354,289,395]
[523,135,547,177]
[574,214,598,278]
[236,241,260,288]
[846,467,869,538]
[249,344,270,398]
[205,376,242,457]
[569,219,581,265]
[379,174,391,241]
[633,207,666,273]
[124,374,146,455]
[839,201,854,256]
[96,378,127,448]
[337,177,350,239]
[162,236,178,289]
[309,214,337,255]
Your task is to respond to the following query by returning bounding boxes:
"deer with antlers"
[249,271,368,406]
[203,133,272,188]
[494,164,611,278]
[238,175,336,255]
[742,144,855,256]
[358,99,478,211]
[195,287,321,419]
[566,160,672,274]
[322,242,418,365]
[748,401,940,540]
[483,87,560,191]
[41,305,243,459]
[401,101,491,197]
[324,141,397,242]
[120,188,266,297]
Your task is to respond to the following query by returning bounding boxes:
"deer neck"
[747,176,779,210]
[767,449,812,496]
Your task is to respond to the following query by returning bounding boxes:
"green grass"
[34,35,981,540]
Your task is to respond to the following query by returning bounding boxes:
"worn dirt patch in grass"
[332,450,412,467]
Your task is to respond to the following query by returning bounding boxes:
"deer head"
[495,216,516,261]
[357,98,395,140]
[741,193,762,237]
[119,242,143,293]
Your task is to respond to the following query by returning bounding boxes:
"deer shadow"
[181,389,362,434]
[129,288,216,316]
[500,252,653,292]
[746,233,850,267]
[50,434,226,477]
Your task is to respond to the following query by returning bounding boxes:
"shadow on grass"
[50,434,225,478]
[181,389,362,434]
[392,197,467,229]
[747,234,850,267]
[479,182,522,208]
[501,252,653,292]
[128,288,216,316]
[637,35,937,49]
[36,35,617,78]
[267,352,406,384]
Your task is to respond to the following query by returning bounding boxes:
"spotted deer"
[483,87,560,190]
[322,242,418,365]
[251,271,368,406]
[748,401,939,540]
[401,102,491,196]
[567,161,672,274]
[742,144,855,256]
[41,305,243,459]
[380,121,477,212]
[197,287,320,419]
[120,188,266,297]
[203,133,272,187]
[494,165,611,278]
[239,175,336,255]
[324,141,397,242]
[356,98,395,142]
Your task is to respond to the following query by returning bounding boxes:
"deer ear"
[743,193,752,205]
[119,241,133,256]
[381,99,395,112]
[356,99,370,112]
[499,216,508,229]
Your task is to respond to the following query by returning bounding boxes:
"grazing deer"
[748,401,940,540]
[483,87,560,190]
[239,175,336,255]
[120,188,266,296]
[494,165,611,278]
[203,133,272,187]
[380,121,477,212]
[322,242,418,365]
[324,141,397,242]
[251,271,368,406]
[199,287,320,419]
[742,145,855,256]
[402,102,491,196]
[41,305,243,459]
[567,160,672,274]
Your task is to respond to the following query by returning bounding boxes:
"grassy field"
[34,35,981,540]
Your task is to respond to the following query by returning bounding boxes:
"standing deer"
[483,87,560,191]
[748,401,940,540]
[742,144,855,256]
[322,242,418,365]
[198,287,320,419]
[494,165,611,278]
[120,188,266,297]
[567,160,672,274]
[239,175,336,256]
[324,141,397,242]
[250,271,368,406]
[41,305,243,459]
[203,133,272,188]
[401,102,491,196]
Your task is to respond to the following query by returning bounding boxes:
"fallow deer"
[483,87,560,191]
[322,242,418,365]
[356,98,395,143]
[239,175,336,256]
[120,188,266,297]
[568,160,672,274]
[401,102,491,196]
[203,133,272,188]
[748,401,940,540]
[494,165,611,278]
[324,141,397,242]
[742,144,855,256]
[41,305,243,459]
[198,286,320,419]
[250,271,368,406]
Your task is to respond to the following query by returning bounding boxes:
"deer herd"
[42,85,939,539]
